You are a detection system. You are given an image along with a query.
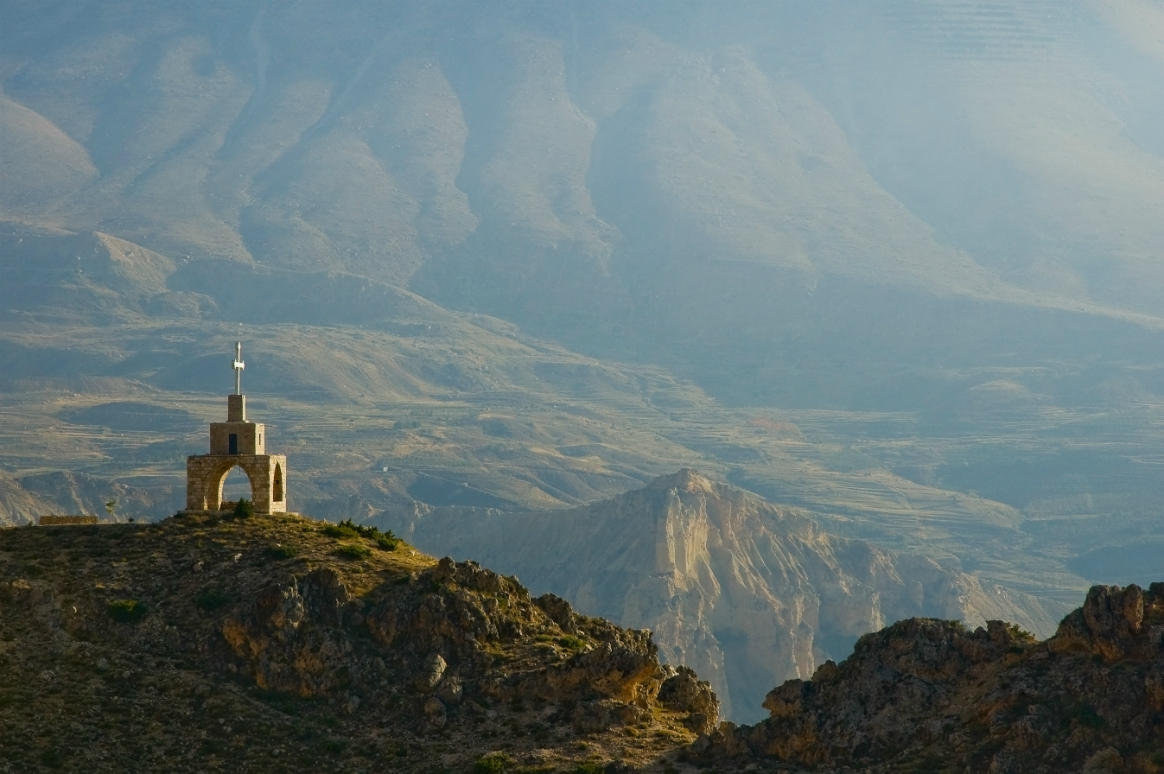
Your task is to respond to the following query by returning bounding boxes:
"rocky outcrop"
[1049,582,1164,661]
[220,568,354,695]
[658,666,720,734]
[386,470,1053,721]
[219,554,716,736]
[699,583,1164,773]
[0,514,721,773]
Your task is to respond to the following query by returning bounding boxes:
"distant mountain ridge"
[383,470,1054,721]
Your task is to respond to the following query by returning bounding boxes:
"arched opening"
[214,464,255,510]
[272,463,284,502]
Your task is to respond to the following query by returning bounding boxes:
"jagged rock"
[414,653,447,692]
[1050,582,1164,662]
[571,699,647,733]
[534,593,579,634]
[423,696,447,727]
[0,512,714,774]
[528,631,664,707]
[436,676,463,705]
[220,570,357,696]
[698,583,1164,773]
[388,470,1055,721]
[658,666,719,734]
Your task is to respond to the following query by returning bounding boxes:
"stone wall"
[186,454,287,514]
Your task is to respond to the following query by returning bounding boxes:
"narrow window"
[228,433,238,455]
[273,464,284,502]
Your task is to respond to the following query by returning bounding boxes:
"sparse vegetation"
[1006,623,1036,642]
[107,599,148,623]
[267,544,298,560]
[572,763,607,774]
[195,588,232,611]
[336,543,372,560]
[0,510,696,774]
[322,519,399,551]
[233,498,254,520]
[475,752,514,774]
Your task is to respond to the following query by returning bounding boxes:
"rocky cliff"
[384,470,1053,721]
[0,513,715,773]
[699,582,1164,773]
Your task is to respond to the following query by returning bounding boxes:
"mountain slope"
[0,513,715,773]
[704,582,1164,773]
[383,470,1054,722]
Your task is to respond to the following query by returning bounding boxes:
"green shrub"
[558,635,586,651]
[474,753,513,774]
[573,763,606,774]
[266,544,298,560]
[195,588,233,611]
[336,543,372,560]
[323,519,399,550]
[233,498,254,520]
[322,520,360,539]
[108,599,148,623]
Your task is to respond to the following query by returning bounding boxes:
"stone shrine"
[186,343,287,514]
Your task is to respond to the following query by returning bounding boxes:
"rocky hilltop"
[700,582,1164,773]
[0,513,715,773]
[383,470,1053,721]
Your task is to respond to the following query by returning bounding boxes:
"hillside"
[703,583,1164,773]
[0,513,716,773]
[3,514,1163,774]
[381,470,1055,722]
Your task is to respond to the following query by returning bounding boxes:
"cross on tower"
[233,341,245,395]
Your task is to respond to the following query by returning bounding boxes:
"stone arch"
[187,453,286,514]
[272,462,284,503]
[209,461,259,511]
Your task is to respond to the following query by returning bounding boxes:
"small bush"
[322,521,360,539]
[573,763,606,774]
[336,543,372,560]
[558,635,586,651]
[108,599,148,623]
[233,498,254,520]
[195,588,232,611]
[266,544,298,560]
[1065,701,1105,729]
[322,519,399,550]
[475,753,513,774]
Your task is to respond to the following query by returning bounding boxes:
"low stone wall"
[39,515,100,526]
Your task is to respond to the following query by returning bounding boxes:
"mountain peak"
[645,468,718,495]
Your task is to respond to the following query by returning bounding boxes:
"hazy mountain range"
[2,0,1164,721]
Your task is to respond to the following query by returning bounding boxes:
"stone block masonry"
[39,515,100,525]
[184,343,288,515]
[186,453,287,514]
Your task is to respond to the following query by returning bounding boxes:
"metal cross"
[233,341,245,395]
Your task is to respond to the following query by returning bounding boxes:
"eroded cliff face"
[701,583,1164,773]
[388,470,1051,721]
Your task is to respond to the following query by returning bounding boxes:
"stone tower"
[185,343,287,514]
